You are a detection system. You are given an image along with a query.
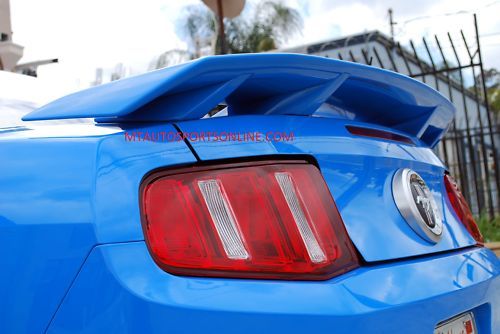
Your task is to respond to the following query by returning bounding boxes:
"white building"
[0,0,23,71]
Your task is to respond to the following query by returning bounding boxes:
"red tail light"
[444,174,484,244]
[141,160,359,280]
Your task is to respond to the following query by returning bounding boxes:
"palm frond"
[177,0,303,55]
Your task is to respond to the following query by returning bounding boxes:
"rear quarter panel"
[0,123,196,333]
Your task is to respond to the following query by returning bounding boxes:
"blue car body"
[0,54,498,333]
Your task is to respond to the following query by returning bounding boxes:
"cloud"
[284,0,500,70]
[11,0,196,90]
[8,0,500,93]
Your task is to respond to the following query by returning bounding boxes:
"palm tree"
[178,1,303,56]
[148,49,191,70]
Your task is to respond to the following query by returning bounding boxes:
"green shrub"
[476,214,500,242]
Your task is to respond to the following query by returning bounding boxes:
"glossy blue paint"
[22,54,454,147]
[1,114,497,333]
[46,242,499,333]
[0,135,98,334]
[176,115,476,262]
[2,54,499,333]
[0,123,197,333]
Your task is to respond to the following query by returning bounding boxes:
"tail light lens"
[141,160,359,280]
[444,174,484,244]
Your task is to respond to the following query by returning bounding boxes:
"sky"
[9,0,500,96]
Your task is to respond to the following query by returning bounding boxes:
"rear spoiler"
[23,53,454,147]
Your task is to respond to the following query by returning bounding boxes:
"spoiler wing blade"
[22,54,454,147]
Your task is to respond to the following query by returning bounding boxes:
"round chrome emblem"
[392,168,443,243]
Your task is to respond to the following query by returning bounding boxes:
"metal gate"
[309,14,499,217]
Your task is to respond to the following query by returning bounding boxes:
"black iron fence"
[315,14,498,217]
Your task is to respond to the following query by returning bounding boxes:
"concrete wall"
[0,0,13,40]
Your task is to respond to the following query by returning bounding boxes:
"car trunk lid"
[174,115,476,262]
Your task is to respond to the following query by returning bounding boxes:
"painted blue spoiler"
[22,53,454,147]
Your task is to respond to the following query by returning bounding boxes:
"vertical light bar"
[198,179,249,260]
[275,172,327,263]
